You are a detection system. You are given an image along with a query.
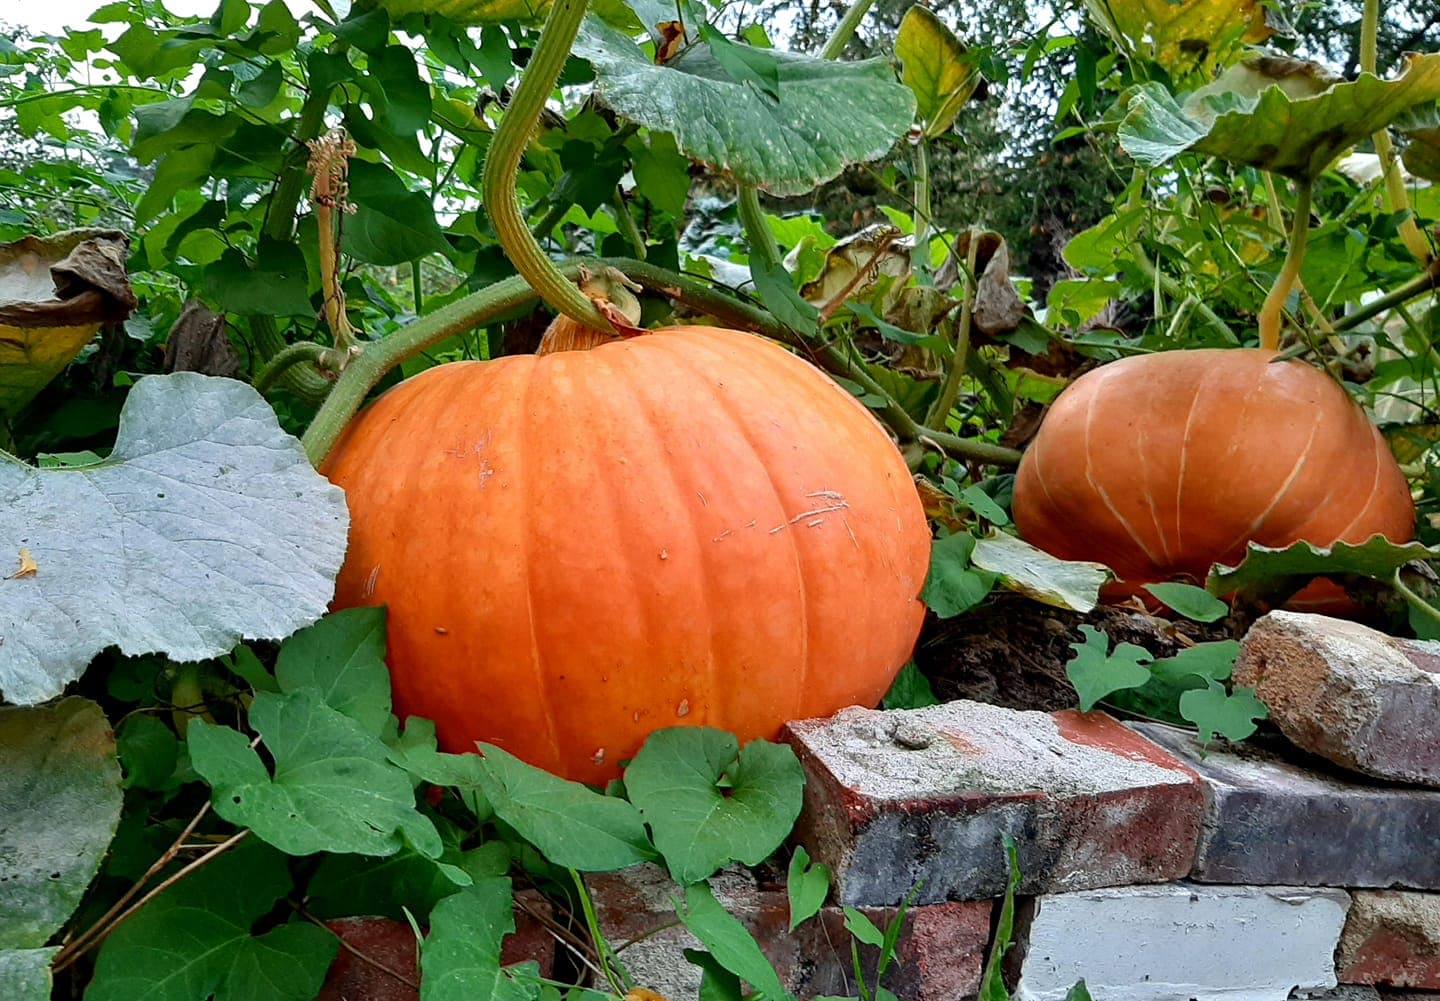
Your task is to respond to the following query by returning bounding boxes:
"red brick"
[586,863,991,1000]
[782,702,1202,905]
[1234,612,1440,786]
[1339,892,1440,989]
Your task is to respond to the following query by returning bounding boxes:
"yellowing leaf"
[1085,0,1274,76]
[6,549,37,580]
[896,6,979,138]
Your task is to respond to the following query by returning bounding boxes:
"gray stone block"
[1134,723,1440,888]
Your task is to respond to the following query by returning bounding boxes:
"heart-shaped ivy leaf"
[1066,625,1153,712]
[0,373,348,706]
[421,877,537,1001]
[1119,53,1440,180]
[86,840,337,1001]
[189,688,443,859]
[574,17,915,195]
[623,727,804,885]
[472,742,653,872]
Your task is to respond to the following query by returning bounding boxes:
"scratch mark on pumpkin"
[363,565,380,599]
[697,490,708,506]
[806,518,825,528]
[712,529,733,542]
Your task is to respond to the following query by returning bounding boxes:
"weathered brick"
[320,917,419,1001]
[586,863,991,1000]
[782,701,1202,905]
[1234,611,1440,786]
[1338,891,1440,989]
[1291,988,1380,1000]
[318,893,554,1001]
[1013,883,1350,1001]
[1133,723,1440,888]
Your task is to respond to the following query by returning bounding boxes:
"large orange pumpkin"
[1012,348,1414,587]
[322,325,930,783]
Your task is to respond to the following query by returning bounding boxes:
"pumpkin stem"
[1257,177,1312,352]
[480,0,615,335]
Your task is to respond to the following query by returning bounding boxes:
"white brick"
[1015,884,1351,1001]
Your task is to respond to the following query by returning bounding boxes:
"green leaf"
[896,5,979,138]
[373,45,434,136]
[345,160,453,265]
[0,698,122,950]
[1107,640,1239,724]
[687,948,747,1001]
[576,16,915,195]
[189,689,443,859]
[1180,681,1268,744]
[372,0,554,24]
[0,374,348,706]
[1207,535,1440,598]
[87,841,338,1001]
[624,727,805,885]
[308,841,508,921]
[971,533,1112,613]
[203,242,315,316]
[842,906,885,947]
[959,484,1011,527]
[698,24,781,102]
[237,60,283,107]
[274,606,392,735]
[677,881,793,1001]
[630,131,692,217]
[472,743,652,872]
[1142,582,1229,623]
[117,714,181,791]
[922,531,996,618]
[882,661,940,710]
[786,846,830,930]
[1119,53,1440,179]
[1066,625,1153,712]
[750,258,819,338]
[1066,981,1095,1001]
[978,837,1021,1001]
[420,878,536,1001]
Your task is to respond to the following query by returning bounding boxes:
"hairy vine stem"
[1363,0,1432,266]
[1257,178,1313,352]
[301,258,1023,467]
[927,230,979,430]
[480,0,613,332]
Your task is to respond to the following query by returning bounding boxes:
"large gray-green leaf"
[0,948,57,1001]
[971,532,1112,612]
[0,698,122,951]
[0,373,349,705]
[1119,53,1440,179]
[575,17,915,196]
[1206,535,1440,595]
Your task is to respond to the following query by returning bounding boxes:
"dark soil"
[912,592,1242,714]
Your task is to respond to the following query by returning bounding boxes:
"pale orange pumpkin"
[1012,348,1415,588]
[322,324,930,783]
